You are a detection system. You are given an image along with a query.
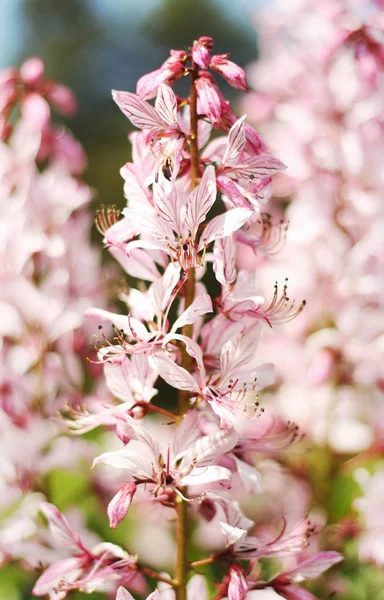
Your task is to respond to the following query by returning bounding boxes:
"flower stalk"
[174,61,200,600]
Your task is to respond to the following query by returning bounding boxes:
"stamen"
[95,205,120,235]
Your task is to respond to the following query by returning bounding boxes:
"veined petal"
[223,154,286,178]
[210,55,248,92]
[126,239,167,256]
[40,503,85,553]
[172,411,200,457]
[116,413,162,458]
[149,353,200,392]
[104,357,135,404]
[183,427,239,468]
[182,465,231,487]
[108,482,137,528]
[112,90,165,132]
[32,557,83,596]
[185,165,217,238]
[228,564,248,600]
[163,333,206,380]
[155,84,178,127]
[149,262,180,316]
[283,551,343,582]
[223,116,246,166]
[153,182,180,232]
[198,208,252,250]
[93,448,152,478]
[213,237,237,287]
[172,293,213,331]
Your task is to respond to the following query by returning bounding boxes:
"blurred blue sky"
[0,0,263,68]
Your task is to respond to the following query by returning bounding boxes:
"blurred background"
[0,0,260,210]
[2,1,384,599]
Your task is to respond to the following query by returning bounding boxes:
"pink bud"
[137,57,185,100]
[195,71,222,128]
[20,57,44,85]
[198,36,213,51]
[210,54,249,92]
[21,92,50,130]
[116,420,132,445]
[108,482,137,528]
[192,40,211,69]
[47,83,78,115]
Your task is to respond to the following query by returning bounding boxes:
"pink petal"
[116,414,162,458]
[185,165,217,238]
[20,57,44,85]
[228,564,248,600]
[112,90,165,132]
[149,353,200,393]
[182,465,231,487]
[155,84,178,127]
[185,427,239,468]
[216,175,251,209]
[278,584,318,600]
[187,574,208,600]
[222,116,247,166]
[210,55,248,92]
[21,92,50,130]
[46,83,78,115]
[116,587,136,600]
[283,551,343,581]
[136,67,173,100]
[108,482,137,528]
[223,154,286,178]
[198,208,252,250]
[195,73,222,128]
[40,503,85,552]
[32,557,83,595]
[172,293,213,331]
[192,40,211,69]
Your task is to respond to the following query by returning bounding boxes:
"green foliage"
[329,474,361,521]
[47,467,91,511]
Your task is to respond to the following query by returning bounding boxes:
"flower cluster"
[0,58,105,569]
[30,38,342,599]
[240,0,384,578]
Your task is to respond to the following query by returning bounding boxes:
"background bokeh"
[0,0,260,212]
[2,1,384,599]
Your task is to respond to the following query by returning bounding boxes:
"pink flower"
[33,503,137,598]
[270,551,343,599]
[204,116,286,212]
[151,322,274,426]
[93,412,238,525]
[112,84,183,186]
